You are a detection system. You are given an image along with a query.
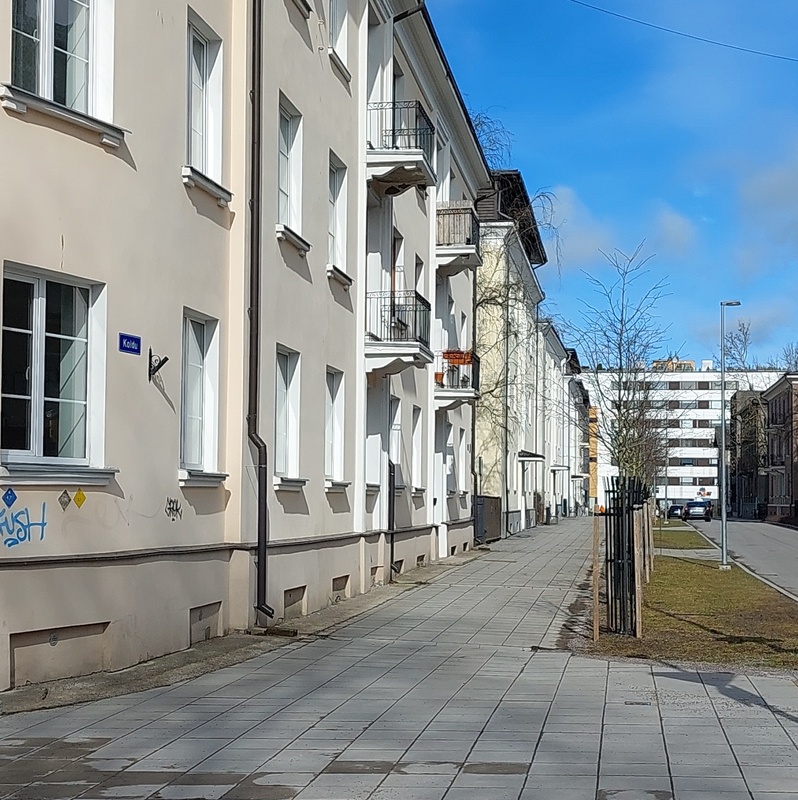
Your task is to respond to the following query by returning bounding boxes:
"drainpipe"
[248,0,274,623]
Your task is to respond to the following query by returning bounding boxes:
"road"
[693,517,798,597]
[3,518,798,799]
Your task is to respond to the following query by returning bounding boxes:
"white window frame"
[275,347,300,478]
[328,153,347,270]
[445,421,456,494]
[389,395,401,465]
[411,405,422,489]
[278,97,303,233]
[328,0,347,59]
[180,311,220,473]
[325,367,344,481]
[458,427,468,492]
[186,11,223,183]
[1,266,106,468]
[10,0,115,121]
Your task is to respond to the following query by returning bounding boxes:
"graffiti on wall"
[164,497,183,522]
[0,503,47,548]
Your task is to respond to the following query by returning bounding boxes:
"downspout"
[471,236,478,540]
[248,0,274,623]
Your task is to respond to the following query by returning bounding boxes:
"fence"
[598,475,654,638]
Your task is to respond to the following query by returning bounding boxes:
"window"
[679,477,695,486]
[389,396,400,465]
[325,368,343,480]
[458,427,467,492]
[180,313,219,472]
[13,0,90,113]
[186,17,223,182]
[445,421,456,493]
[411,405,422,488]
[275,348,300,477]
[11,0,114,120]
[328,0,346,59]
[328,154,346,268]
[2,273,95,461]
[278,100,302,231]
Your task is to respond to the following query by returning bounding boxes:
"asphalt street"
[2,518,798,800]
[692,518,798,598]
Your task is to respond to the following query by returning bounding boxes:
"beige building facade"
[0,0,488,689]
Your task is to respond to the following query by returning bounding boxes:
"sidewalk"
[2,518,798,799]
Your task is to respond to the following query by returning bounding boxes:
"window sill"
[326,264,354,290]
[290,0,312,18]
[276,224,312,258]
[328,48,352,84]
[181,166,233,207]
[274,476,308,492]
[325,479,351,494]
[179,468,228,488]
[0,463,119,487]
[0,84,126,149]
[411,487,426,497]
[394,483,407,495]
[366,482,381,495]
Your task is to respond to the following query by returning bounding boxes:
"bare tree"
[562,243,673,486]
[781,341,798,372]
[724,319,754,372]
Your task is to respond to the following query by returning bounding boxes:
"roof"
[476,171,548,267]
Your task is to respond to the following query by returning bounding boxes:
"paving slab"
[4,518,798,798]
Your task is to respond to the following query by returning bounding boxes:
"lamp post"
[720,300,741,569]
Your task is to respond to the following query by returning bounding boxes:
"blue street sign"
[118,333,142,355]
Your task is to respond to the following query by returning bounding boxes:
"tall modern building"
[589,360,780,508]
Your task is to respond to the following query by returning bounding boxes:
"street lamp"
[720,300,741,570]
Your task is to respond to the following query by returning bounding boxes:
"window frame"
[10,0,115,121]
[1,266,106,468]
[274,346,300,478]
[277,98,303,233]
[411,405,422,489]
[185,12,223,184]
[328,0,347,60]
[325,367,344,481]
[179,311,220,473]
[327,152,347,270]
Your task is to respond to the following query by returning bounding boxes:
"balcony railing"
[434,350,480,392]
[366,100,435,166]
[436,202,480,252]
[366,290,431,348]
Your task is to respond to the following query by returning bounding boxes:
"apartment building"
[0,0,241,690]
[729,389,769,519]
[761,374,798,520]
[590,361,781,509]
[474,171,547,534]
[0,0,490,687]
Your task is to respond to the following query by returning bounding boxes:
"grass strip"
[591,556,798,670]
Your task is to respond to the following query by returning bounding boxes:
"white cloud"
[549,185,615,269]
[651,205,696,257]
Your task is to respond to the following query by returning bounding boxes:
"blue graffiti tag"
[0,503,47,548]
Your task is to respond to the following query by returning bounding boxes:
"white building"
[589,360,781,509]
[0,0,489,689]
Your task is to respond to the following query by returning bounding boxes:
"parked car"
[682,500,712,522]
[667,504,684,519]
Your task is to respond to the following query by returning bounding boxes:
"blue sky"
[428,0,798,364]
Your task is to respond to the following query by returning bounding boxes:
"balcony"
[436,202,481,275]
[366,101,436,194]
[434,350,480,410]
[365,290,433,374]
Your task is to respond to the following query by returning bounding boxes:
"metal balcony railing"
[434,350,480,392]
[436,202,480,252]
[366,290,431,348]
[366,100,435,166]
